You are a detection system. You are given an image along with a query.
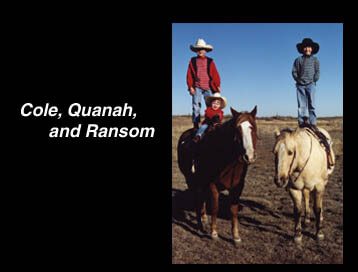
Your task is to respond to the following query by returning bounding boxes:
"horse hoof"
[221,189,229,196]
[303,218,310,228]
[233,237,242,247]
[316,233,324,240]
[211,231,218,240]
[294,236,302,244]
[201,215,208,224]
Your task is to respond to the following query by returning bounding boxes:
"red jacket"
[187,56,221,93]
[203,107,223,125]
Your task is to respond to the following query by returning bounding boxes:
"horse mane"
[205,115,237,140]
[281,128,293,133]
[275,128,293,141]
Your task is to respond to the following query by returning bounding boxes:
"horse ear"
[274,127,280,138]
[230,107,240,119]
[250,105,257,119]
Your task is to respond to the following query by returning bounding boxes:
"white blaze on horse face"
[240,121,255,162]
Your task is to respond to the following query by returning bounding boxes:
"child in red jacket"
[187,38,222,129]
[192,92,227,143]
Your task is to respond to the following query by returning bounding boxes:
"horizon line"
[172,114,343,118]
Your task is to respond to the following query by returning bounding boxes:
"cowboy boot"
[192,135,201,144]
[302,117,311,128]
[299,117,310,128]
[193,122,200,130]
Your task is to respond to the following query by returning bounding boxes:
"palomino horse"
[273,127,335,243]
[177,106,257,246]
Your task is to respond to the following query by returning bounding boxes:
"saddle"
[199,123,221,141]
[188,123,221,157]
[301,123,335,170]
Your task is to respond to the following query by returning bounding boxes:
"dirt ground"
[172,116,343,264]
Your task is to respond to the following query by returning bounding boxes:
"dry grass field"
[172,115,343,264]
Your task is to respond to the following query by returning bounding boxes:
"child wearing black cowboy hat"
[292,38,320,128]
[292,38,334,170]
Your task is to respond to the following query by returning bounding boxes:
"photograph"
[172,23,343,264]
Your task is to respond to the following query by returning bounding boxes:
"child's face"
[197,49,207,57]
[211,99,221,110]
[303,46,312,56]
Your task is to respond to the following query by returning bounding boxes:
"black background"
[7,9,348,265]
[8,9,172,265]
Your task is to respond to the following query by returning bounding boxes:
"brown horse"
[177,106,258,246]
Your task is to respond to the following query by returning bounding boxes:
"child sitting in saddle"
[192,92,227,143]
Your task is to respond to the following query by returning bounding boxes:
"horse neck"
[216,119,237,143]
[293,131,314,168]
[209,119,243,158]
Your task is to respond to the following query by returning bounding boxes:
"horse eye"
[288,151,293,156]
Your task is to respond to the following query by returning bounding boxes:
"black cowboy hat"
[296,38,320,54]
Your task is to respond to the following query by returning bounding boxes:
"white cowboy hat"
[190,38,213,52]
[205,92,227,109]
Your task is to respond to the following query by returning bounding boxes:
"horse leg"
[313,189,325,240]
[303,188,311,226]
[201,201,208,224]
[195,187,208,232]
[229,184,243,246]
[289,188,303,243]
[230,204,241,246]
[209,183,219,239]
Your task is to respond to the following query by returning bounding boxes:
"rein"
[288,130,313,185]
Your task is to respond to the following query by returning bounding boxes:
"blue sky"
[172,23,343,117]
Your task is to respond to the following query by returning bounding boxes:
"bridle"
[232,118,257,163]
[231,120,245,156]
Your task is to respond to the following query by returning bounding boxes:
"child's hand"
[212,115,220,123]
[189,87,196,95]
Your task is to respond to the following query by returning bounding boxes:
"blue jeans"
[192,88,213,125]
[296,83,316,125]
[195,124,208,137]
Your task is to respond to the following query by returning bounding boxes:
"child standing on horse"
[292,38,334,170]
[192,92,227,143]
[292,38,320,128]
[187,38,222,129]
